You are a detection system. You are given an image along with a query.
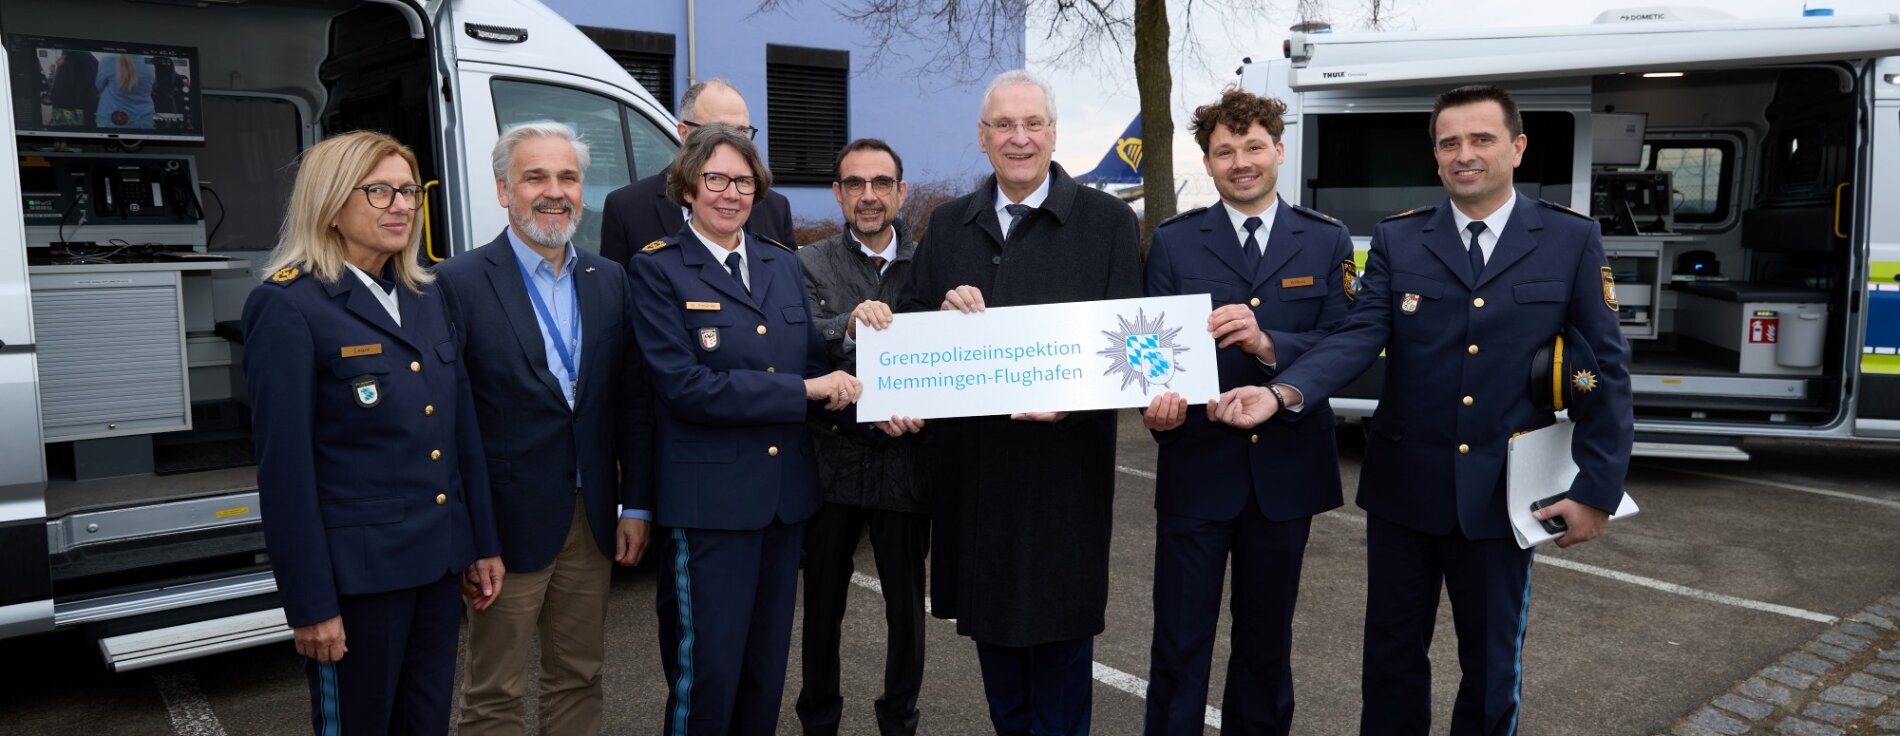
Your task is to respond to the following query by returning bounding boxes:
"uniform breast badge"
[351,375,381,408]
[1401,293,1420,315]
[698,326,721,352]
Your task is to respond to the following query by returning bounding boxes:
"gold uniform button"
[768,446,779,457]
[1249,297,1261,307]
[424,405,435,416]
[410,361,422,373]
[430,449,442,461]
[1462,396,1474,407]
[756,325,768,335]
[1250,434,1259,444]
[1473,297,1486,308]
[766,367,776,373]
[1467,344,1480,355]
[1458,444,1470,454]
[435,493,447,505]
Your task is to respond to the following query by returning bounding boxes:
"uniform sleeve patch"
[1601,265,1619,312]
[1342,259,1360,301]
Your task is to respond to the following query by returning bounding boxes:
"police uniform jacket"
[627,225,828,531]
[895,162,1143,646]
[242,264,499,629]
[434,231,655,572]
[1145,199,1355,522]
[798,227,925,513]
[1272,199,1634,540]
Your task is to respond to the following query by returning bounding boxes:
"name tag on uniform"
[341,343,383,357]
[1281,276,1315,288]
[686,301,722,311]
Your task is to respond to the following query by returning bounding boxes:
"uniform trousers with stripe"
[301,572,460,736]
[1360,514,1535,736]
[655,520,805,736]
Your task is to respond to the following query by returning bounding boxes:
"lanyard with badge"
[516,260,581,398]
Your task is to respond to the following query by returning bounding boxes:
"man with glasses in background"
[600,79,797,267]
[793,139,929,736]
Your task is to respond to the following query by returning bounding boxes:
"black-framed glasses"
[701,172,759,195]
[354,184,424,210]
[837,176,900,196]
[682,119,759,140]
[981,118,1051,135]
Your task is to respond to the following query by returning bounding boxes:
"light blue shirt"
[507,228,583,405]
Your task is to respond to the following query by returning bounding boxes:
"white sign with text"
[855,295,1220,420]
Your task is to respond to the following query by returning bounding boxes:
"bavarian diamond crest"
[1098,309,1190,394]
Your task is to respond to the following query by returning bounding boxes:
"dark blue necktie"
[724,251,748,294]
[1004,203,1029,239]
[1465,221,1488,280]
[1241,216,1263,274]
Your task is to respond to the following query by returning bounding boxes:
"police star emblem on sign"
[1098,309,1190,394]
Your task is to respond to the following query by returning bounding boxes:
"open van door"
[433,0,680,258]
[0,58,53,639]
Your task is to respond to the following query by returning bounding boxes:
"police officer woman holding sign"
[625,122,861,734]
[242,131,503,735]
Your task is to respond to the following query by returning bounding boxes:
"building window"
[766,44,848,186]
[578,26,675,113]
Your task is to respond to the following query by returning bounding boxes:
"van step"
[97,608,289,672]
[1631,439,1751,461]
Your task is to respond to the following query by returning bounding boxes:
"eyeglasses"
[837,176,900,196]
[982,118,1051,135]
[682,119,760,140]
[701,172,759,195]
[355,184,424,210]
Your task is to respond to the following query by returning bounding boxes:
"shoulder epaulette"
[1382,205,1435,222]
[1290,202,1346,228]
[1157,205,1209,228]
[266,266,303,286]
[1538,198,1593,221]
[754,234,796,253]
[638,238,675,255]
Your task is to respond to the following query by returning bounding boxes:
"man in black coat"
[795,138,929,736]
[599,79,795,267]
[894,70,1143,734]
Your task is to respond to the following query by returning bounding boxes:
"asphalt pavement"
[3,414,1899,735]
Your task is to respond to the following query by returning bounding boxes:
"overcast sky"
[1029,0,1895,204]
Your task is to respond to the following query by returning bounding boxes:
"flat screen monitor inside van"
[7,34,204,143]
[1591,112,1647,168]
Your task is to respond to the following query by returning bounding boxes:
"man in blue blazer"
[1209,85,1634,735]
[437,122,655,736]
[1139,89,1355,735]
[599,79,796,268]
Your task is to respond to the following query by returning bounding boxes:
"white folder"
[1506,421,1639,549]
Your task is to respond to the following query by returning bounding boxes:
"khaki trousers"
[457,494,611,736]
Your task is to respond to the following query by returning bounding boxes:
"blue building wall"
[542,0,1026,224]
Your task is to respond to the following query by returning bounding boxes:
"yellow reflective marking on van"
[215,506,252,519]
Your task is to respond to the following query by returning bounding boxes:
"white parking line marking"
[1315,511,1840,624]
[152,667,228,736]
[1648,466,1900,513]
[1116,465,1156,480]
[850,571,1223,730]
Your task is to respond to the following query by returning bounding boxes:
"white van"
[1240,7,1900,459]
[0,0,679,669]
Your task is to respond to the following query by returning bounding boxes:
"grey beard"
[514,203,580,249]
